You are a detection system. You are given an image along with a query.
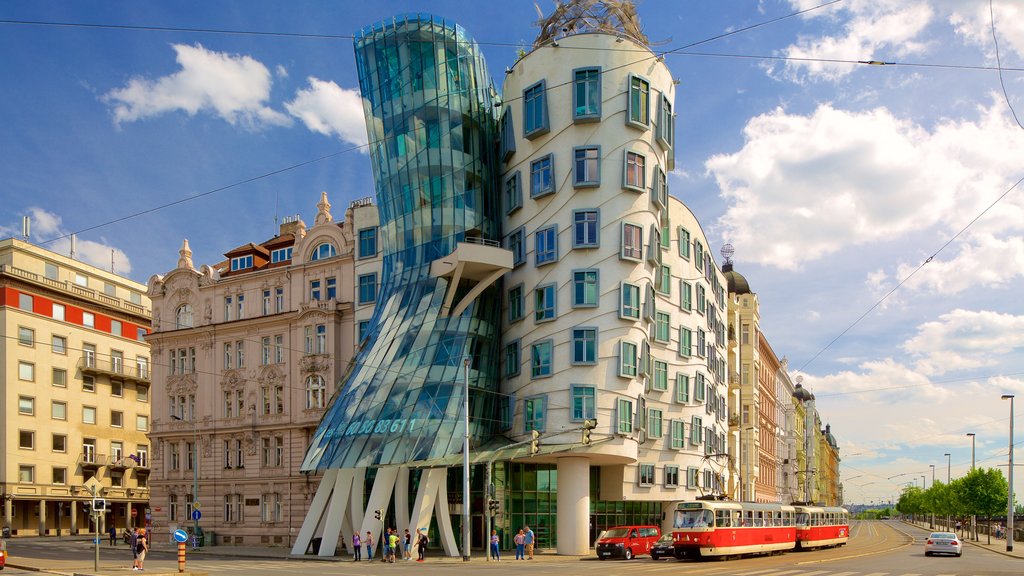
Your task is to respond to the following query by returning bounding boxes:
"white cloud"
[945,0,1024,60]
[706,97,1024,271]
[903,309,1024,376]
[104,43,290,129]
[285,77,368,149]
[2,207,132,274]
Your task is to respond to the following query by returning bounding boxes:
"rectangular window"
[358,227,378,259]
[620,282,640,320]
[236,340,245,367]
[52,302,65,321]
[647,225,662,266]
[223,343,232,369]
[621,222,642,261]
[82,312,95,328]
[654,312,671,343]
[270,247,292,263]
[681,281,693,311]
[504,171,522,214]
[530,154,555,198]
[697,284,707,314]
[18,361,35,382]
[652,166,667,209]
[571,385,596,421]
[137,415,149,431]
[309,280,321,301]
[530,340,553,378]
[18,396,35,415]
[617,398,634,434]
[499,108,516,161]
[275,335,284,364]
[230,255,253,271]
[535,225,558,266]
[53,467,67,485]
[45,262,59,280]
[506,227,525,267]
[19,293,33,311]
[52,368,67,387]
[524,396,547,432]
[523,80,549,138]
[275,287,284,312]
[261,337,271,365]
[503,340,521,378]
[572,269,598,307]
[18,465,34,483]
[695,372,707,402]
[657,94,674,149]
[83,374,95,392]
[653,360,668,391]
[571,327,597,365]
[648,408,664,438]
[224,296,232,321]
[326,277,337,300]
[238,295,246,319]
[573,67,601,120]
[534,283,556,323]
[638,464,655,486]
[640,340,651,376]
[679,327,692,357]
[694,241,705,273]
[507,284,524,323]
[111,410,123,428]
[358,273,378,304]
[618,341,637,377]
[74,272,88,287]
[676,373,690,403]
[627,74,650,128]
[573,146,600,186]
[691,415,704,444]
[105,282,118,296]
[572,209,599,248]
[316,324,327,354]
[83,406,97,425]
[18,326,34,346]
[665,465,680,487]
[671,420,686,449]
[658,264,672,295]
[624,151,646,191]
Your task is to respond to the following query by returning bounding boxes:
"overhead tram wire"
[990,0,1024,131]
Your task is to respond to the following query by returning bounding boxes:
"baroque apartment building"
[1,238,151,536]
[145,195,381,546]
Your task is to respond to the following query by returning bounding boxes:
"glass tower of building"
[301,14,503,471]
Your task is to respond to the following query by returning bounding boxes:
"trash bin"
[1,526,10,538]
[311,537,323,554]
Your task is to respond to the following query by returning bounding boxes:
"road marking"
[827,571,859,576]
[732,570,787,576]
[862,572,890,576]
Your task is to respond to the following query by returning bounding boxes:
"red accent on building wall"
[2,287,148,341]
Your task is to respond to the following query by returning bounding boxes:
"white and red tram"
[794,505,850,549]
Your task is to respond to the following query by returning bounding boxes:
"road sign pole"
[178,541,186,573]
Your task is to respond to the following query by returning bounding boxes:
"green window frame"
[654,312,671,343]
[676,373,690,403]
[572,269,599,308]
[573,67,601,121]
[652,360,668,391]
[571,327,597,365]
[619,341,638,378]
[617,398,634,434]
[678,227,691,259]
[648,408,663,438]
[571,385,596,421]
[525,396,547,432]
[681,281,693,311]
[504,340,521,377]
[530,340,553,379]
[671,420,686,450]
[620,282,640,320]
[627,73,650,128]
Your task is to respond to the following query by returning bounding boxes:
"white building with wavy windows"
[498,30,731,554]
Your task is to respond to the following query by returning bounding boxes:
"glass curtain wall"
[302,14,502,470]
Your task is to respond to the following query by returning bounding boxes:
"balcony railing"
[0,263,151,318]
[79,355,150,383]
[78,452,105,468]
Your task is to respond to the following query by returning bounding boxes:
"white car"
[924,532,962,557]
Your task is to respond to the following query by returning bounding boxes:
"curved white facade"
[500,33,730,553]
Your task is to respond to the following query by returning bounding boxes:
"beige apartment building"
[1,238,152,536]
[145,194,380,546]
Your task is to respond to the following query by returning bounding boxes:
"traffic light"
[92,498,106,513]
[530,430,541,456]
[582,419,597,445]
[373,508,383,521]
[488,499,500,515]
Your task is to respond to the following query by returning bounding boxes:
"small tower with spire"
[314,191,333,226]
[177,239,194,270]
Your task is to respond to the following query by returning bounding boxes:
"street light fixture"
[1001,394,1014,553]
[967,432,977,541]
[944,453,951,484]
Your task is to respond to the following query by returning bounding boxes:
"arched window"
[175,304,193,329]
[305,375,326,409]
[309,242,337,261]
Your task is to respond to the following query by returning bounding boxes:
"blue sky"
[2,0,1023,505]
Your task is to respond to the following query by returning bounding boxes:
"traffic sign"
[192,502,201,510]
[173,529,189,543]
[131,508,138,518]
[191,509,202,521]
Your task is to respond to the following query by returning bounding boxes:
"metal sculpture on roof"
[533,0,649,47]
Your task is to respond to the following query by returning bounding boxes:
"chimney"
[279,214,305,237]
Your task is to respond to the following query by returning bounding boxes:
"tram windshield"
[674,508,714,529]
[796,512,810,526]
[603,528,630,538]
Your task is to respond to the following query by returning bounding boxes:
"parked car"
[649,533,676,560]
[595,525,661,560]
[924,532,962,557]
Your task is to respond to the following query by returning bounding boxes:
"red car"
[596,525,661,560]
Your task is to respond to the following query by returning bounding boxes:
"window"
[499,108,516,161]
[523,80,549,138]
[315,324,327,354]
[529,154,555,198]
[665,465,680,487]
[223,296,232,321]
[506,227,525,267]
[309,279,321,301]
[697,284,707,315]
[262,289,272,314]
[83,406,97,425]
[679,327,692,357]
[647,225,662,266]
[53,434,67,452]
[621,222,642,261]
[620,282,640,320]
[53,467,67,485]
[137,383,149,402]
[503,340,521,377]
[573,146,600,186]
[627,73,650,128]
[534,283,556,323]
[18,326,34,346]
[224,493,243,523]
[508,284,524,323]
[524,396,547,432]
[270,247,292,263]
[82,311,95,328]
[640,340,651,376]
[572,209,599,248]
[108,319,122,336]
[169,495,179,522]
[223,342,233,369]
[695,372,707,402]
[691,415,704,444]
[671,420,686,449]
[45,262,59,280]
[18,292,33,311]
[619,341,638,377]
[573,67,601,120]
[572,269,598,307]
[676,373,690,403]
[110,350,123,373]
[111,410,123,428]
[52,302,65,321]
[681,281,693,311]
[52,368,67,387]
[535,225,558,265]
[174,304,192,328]
[617,398,634,434]
[260,493,283,522]
[275,287,284,312]
[74,272,89,287]
[306,375,326,409]
[624,151,646,191]
[571,327,597,365]
[136,415,149,431]
[83,374,95,392]
[658,264,672,295]
[648,408,664,438]
[230,255,253,271]
[18,465,34,483]
[358,227,378,259]
[18,396,35,415]
[170,444,180,471]
[571,385,596,421]
[18,361,35,381]
[657,94,674,149]
[504,172,522,214]
[653,360,668,391]
[694,241,705,273]
[51,401,67,420]
[275,335,284,364]
[530,340,553,378]
[311,242,338,261]
[358,273,378,304]
[655,312,671,343]
[638,463,655,486]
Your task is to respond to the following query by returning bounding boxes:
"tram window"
[796,512,809,526]
[716,510,732,527]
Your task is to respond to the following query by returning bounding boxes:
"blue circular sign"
[191,509,202,521]
[173,529,189,543]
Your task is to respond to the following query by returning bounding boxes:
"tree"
[954,467,1008,544]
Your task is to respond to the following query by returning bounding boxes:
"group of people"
[510,526,536,560]
[351,527,429,562]
[106,526,148,571]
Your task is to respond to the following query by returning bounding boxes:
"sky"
[1,0,1022,506]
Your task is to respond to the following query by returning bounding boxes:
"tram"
[671,500,797,558]
[793,505,850,549]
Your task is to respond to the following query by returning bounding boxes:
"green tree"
[954,467,1007,544]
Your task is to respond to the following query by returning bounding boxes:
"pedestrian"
[403,528,412,560]
[352,532,362,561]
[416,528,428,561]
[130,528,139,567]
[490,529,501,561]
[381,528,391,562]
[389,528,400,563]
[133,528,148,571]
[524,525,535,559]
[109,525,117,546]
[365,531,374,561]
[514,529,525,560]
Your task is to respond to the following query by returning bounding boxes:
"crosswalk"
[716,570,956,576]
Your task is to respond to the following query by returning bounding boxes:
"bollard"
[178,541,186,573]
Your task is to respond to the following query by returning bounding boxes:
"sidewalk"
[905,520,1024,560]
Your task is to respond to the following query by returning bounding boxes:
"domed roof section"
[722,262,752,295]
[792,382,813,402]
[824,424,839,448]
[533,0,649,47]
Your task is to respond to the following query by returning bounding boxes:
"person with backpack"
[416,528,429,561]
[352,532,361,561]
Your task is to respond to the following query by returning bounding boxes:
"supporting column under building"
[556,457,590,555]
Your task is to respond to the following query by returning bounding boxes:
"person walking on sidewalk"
[416,528,429,561]
[524,526,535,559]
[403,528,412,560]
[388,528,400,563]
[130,528,139,567]
[133,528,148,571]
[514,529,525,560]
[490,529,501,561]
[352,532,362,561]
[109,525,117,546]
[365,531,374,561]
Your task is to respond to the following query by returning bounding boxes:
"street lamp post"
[462,356,471,562]
[967,433,977,540]
[171,414,199,545]
[929,464,936,529]
[944,453,951,530]
[1001,394,1014,553]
